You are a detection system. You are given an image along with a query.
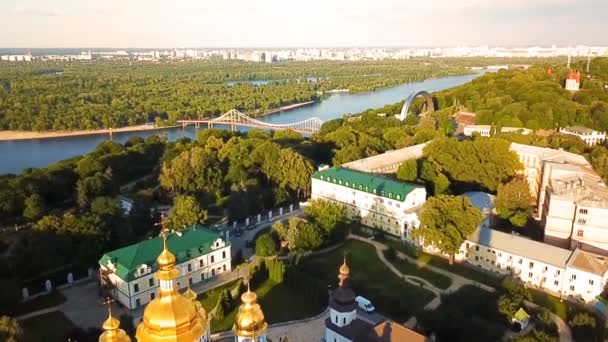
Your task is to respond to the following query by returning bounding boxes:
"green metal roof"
[98,225,228,282]
[514,308,530,322]
[312,167,422,202]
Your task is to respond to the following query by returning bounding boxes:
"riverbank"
[259,100,316,116]
[0,125,179,142]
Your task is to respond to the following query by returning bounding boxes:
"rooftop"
[312,167,423,202]
[550,173,608,207]
[560,126,603,135]
[467,227,573,267]
[510,142,590,167]
[341,143,427,173]
[99,225,227,281]
[453,111,477,126]
[368,321,427,342]
[462,191,496,215]
[567,249,608,276]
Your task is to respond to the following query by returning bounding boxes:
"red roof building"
[565,71,581,91]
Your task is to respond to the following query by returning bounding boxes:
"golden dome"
[135,231,208,342]
[136,291,206,342]
[99,310,132,342]
[338,257,350,287]
[234,285,268,338]
[156,234,179,281]
[183,287,197,302]
[183,286,209,324]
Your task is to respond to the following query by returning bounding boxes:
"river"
[0,72,482,174]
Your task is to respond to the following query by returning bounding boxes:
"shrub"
[383,248,397,261]
[255,233,278,257]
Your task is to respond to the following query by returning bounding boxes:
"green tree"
[303,199,350,241]
[423,137,522,192]
[568,311,596,328]
[277,148,314,198]
[396,159,418,182]
[159,147,223,195]
[0,316,22,342]
[166,195,208,231]
[411,195,483,264]
[255,233,278,257]
[496,178,534,227]
[293,222,323,251]
[23,193,45,221]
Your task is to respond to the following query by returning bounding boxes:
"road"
[224,208,303,259]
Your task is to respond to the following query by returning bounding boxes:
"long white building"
[418,192,608,303]
[559,126,606,146]
[458,226,608,302]
[99,226,231,309]
[311,166,426,239]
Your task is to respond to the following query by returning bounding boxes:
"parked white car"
[355,296,375,313]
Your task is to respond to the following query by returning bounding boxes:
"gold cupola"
[183,285,208,324]
[338,257,350,287]
[135,231,208,342]
[99,307,132,342]
[234,283,268,339]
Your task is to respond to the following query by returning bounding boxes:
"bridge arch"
[398,90,436,121]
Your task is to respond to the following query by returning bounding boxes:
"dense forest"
[0,58,471,131]
[433,57,608,131]
[0,57,564,132]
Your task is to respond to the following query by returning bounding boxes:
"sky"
[1,0,607,48]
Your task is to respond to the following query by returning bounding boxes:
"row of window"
[133,265,228,297]
[133,251,228,293]
[319,175,403,200]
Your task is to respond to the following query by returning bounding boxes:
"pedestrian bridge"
[177,109,324,134]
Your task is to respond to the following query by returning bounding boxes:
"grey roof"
[341,143,427,172]
[467,227,573,267]
[567,249,608,276]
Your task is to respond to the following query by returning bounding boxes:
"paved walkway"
[525,300,573,342]
[15,306,61,321]
[348,235,573,342]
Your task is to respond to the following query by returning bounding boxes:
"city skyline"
[1,0,608,48]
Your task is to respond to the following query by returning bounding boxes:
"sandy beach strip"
[0,125,178,141]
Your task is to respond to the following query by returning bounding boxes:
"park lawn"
[204,278,324,333]
[21,311,77,342]
[388,257,453,289]
[384,239,504,288]
[299,240,436,321]
[8,290,66,316]
[417,285,508,341]
[197,279,242,312]
[256,280,324,324]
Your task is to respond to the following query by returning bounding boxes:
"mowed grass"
[384,239,505,288]
[200,278,324,333]
[388,257,453,289]
[299,240,436,321]
[21,311,76,342]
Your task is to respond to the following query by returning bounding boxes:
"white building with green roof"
[99,225,231,309]
[311,166,426,239]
